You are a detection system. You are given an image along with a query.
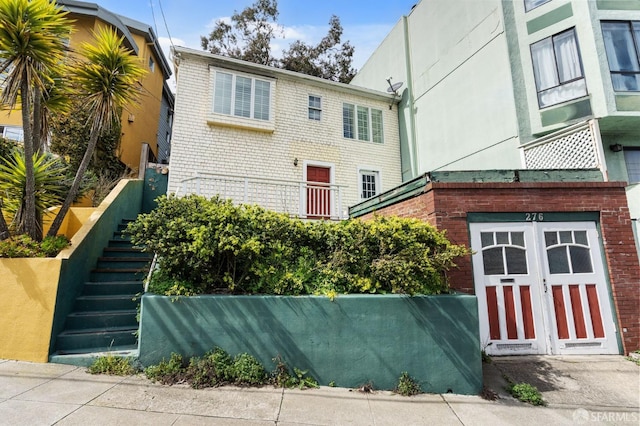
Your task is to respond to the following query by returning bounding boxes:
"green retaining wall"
[48,180,144,355]
[139,294,482,395]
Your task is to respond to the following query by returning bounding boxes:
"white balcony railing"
[176,173,347,220]
[520,119,608,179]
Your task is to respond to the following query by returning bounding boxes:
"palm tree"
[0,0,71,240]
[47,27,145,237]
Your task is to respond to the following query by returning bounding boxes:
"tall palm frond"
[47,26,146,237]
[0,0,72,240]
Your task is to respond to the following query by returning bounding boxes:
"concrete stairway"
[49,220,153,366]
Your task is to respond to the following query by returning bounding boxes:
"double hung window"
[213,71,271,121]
[359,170,380,199]
[308,95,321,120]
[343,103,383,143]
[602,21,640,92]
[530,28,587,108]
[624,149,640,184]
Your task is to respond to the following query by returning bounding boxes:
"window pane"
[574,231,588,246]
[253,80,270,120]
[525,0,551,12]
[602,22,639,73]
[570,246,593,273]
[343,104,355,138]
[483,247,505,275]
[559,231,572,244]
[357,106,370,141]
[496,232,509,245]
[531,37,558,91]
[309,95,321,109]
[481,232,494,248]
[545,231,558,247]
[506,247,528,274]
[371,109,384,143]
[538,78,587,108]
[511,232,525,247]
[553,29,582,83]
[547,247,570,274]
[234,76,252,118]
[611,73,640,91]
[309,109,321,120]
[624,150,640,183]
[214,72,232,115]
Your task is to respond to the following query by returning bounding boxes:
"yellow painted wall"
[42,207,96,238]
[0,258,62,362]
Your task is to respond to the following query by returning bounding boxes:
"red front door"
[306,166,331,219]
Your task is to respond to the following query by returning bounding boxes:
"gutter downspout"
[403,15,419,178]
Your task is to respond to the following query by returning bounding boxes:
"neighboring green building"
[351,0,640,249]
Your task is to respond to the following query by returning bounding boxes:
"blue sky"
[95,0,418,71]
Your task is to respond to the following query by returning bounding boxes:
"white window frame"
[601,21,640,92]
[343,103,384,143]
[148,57,155,73]
[524,0,551,12]
[357,167,381,200]
[308,95,322,121]
[211,68,274,122]
[530,27,587,108]
[624,148,640,184]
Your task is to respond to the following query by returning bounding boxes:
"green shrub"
[185,347,235,389]
[0,234,69,258]
[88,355,137,375]
[144,353,186,385]
[507,382,545,406]
[270,356,318,389]
[231,353,267,385]
[128,196,469,296]
[394,372,422,396]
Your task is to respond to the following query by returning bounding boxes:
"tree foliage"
[201,0,356,83]
[49,99,126,181]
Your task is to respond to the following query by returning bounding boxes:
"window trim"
[530,27,587,108]
[601,20,640,92]
[343,103,384,143]
[357,167,381,200]
[209,67,275,131]
[308,94,322,121]
[623,147,640,184]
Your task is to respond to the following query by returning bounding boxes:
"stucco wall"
[168,53,402,211]
[139,294,482,394]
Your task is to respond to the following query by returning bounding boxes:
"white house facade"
[167,46,402,219]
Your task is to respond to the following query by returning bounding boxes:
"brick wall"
[362,181,640,353]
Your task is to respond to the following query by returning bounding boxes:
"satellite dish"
[387,82,403,94]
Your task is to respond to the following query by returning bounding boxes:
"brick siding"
[361,181,640,353]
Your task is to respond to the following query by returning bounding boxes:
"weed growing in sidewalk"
[88,355,138,375]
[394,371,422,396]
[507,382,546,406]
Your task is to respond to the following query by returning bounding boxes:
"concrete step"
[64,310,138,330]
[74,295,139,312]
[82,281,143,296]
[101,247,153,259]
[49,347,139,367]
[97,257,151,269]
[55,327,138,352]
[90,269,147,282]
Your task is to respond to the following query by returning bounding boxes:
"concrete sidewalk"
[0,356,637,425]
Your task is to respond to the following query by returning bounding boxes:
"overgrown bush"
[127,195,469,296]
[0,234,69,257]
